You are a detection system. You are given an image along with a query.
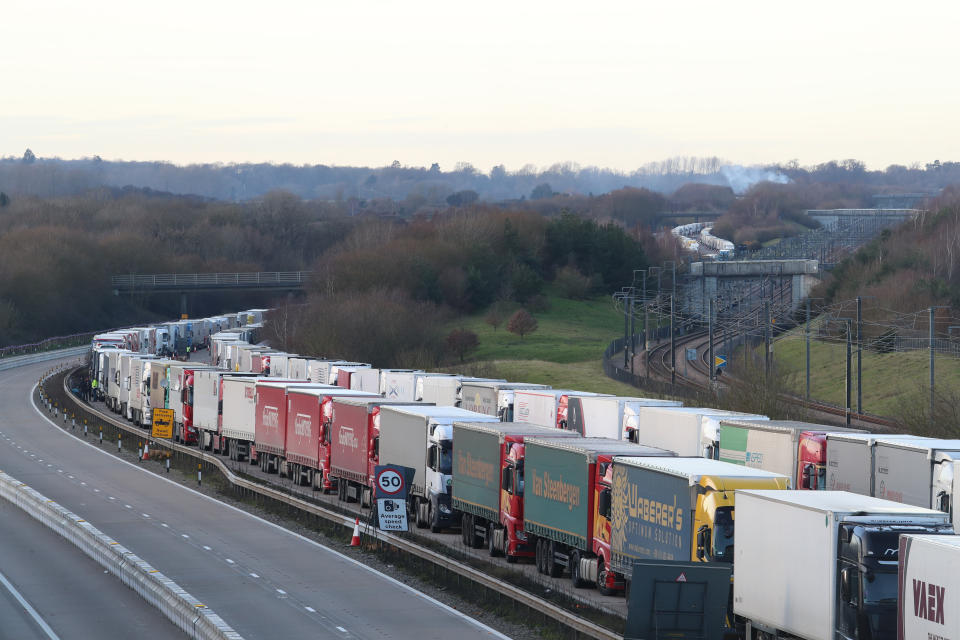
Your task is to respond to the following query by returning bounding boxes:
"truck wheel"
[337,478,346,502]
[415,501,427,529]
[461,514,473,547]
[535,540,545,574]
[503,533,516,563]
[488,525,502,557]
[570,551,585,588]
[597,561,615,596]
[547,541,563,578]
[429,506,441,533]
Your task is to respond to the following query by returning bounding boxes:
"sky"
[3,0,958,172]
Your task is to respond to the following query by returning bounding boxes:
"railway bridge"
[684,259,820,320]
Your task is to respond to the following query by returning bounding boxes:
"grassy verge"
[771,324,960,418]
[444,294,656,396]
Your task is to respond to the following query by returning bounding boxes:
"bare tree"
[445,328,479,362]
[506,309,537,340]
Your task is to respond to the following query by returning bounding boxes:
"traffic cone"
[349,518,361,547]
[142,442,150,461]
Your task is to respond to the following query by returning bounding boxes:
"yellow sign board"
[151,408,174,439]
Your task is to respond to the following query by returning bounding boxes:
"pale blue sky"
[3,0,957,170]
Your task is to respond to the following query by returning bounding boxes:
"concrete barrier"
[0,469,243,640]
[0,346,88,372]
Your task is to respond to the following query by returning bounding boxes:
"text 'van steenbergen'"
[457,451,495,486]
[531,471,580,511]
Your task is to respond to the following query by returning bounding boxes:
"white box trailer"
[382,370,445,401]
[105,349,131,411]
[220,376,274,460]
[513,389,611,430]
[287,357,310,380]
[871,438,960,529]
[565,395,682,440]
[348,367,382,394]
[267,353,294,378]
[734,490,951,640]
[193,370,259,452]
[379,405,500,530]
[460,381,551,421]
[826,434,934,496]
[632,406,768,458]
[127,355,160,424]
[418,376,506,407]
[898,534,960,640]
[167,363,220,429]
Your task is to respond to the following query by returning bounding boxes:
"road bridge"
[112,272,310,315]
[685,259,820,320]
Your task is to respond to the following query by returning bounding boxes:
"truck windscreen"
[862,570,897,604]
[439,443,453,475]
[713,506,735,562]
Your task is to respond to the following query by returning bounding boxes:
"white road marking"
[0,568,62,640]
[305,606,316,613]
[203,545,212,551]
[249,573,259,578]
[124,505,132,509]
[181,534,189,539]
[142,514,150,518]
[276,588,286,595]
[161,523,169,528]
[225,558,235,564]
[337,626,348,633]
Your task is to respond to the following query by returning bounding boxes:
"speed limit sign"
[375,467,405,497]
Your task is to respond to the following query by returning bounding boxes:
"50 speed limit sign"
[376,468,405,496]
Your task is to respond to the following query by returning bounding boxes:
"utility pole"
[708,298,715,383]
[628,293,635,372]
[856,296,863,414]
[805,298,811,401]
[930,306,936,429]
[845,320,852,426]
[670,294,676,386]
[764,300,771,378]
[623,290,630,369]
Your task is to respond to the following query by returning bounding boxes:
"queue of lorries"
[89,310,959,640]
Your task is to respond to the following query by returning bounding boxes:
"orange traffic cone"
[350,518,361,546]
[142,442,150,461]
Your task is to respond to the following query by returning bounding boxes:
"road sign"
[376,498,408,531]
[374,466,406,499]
[686,348,697,361]
[714,355,727,369]
[151,408,174,439]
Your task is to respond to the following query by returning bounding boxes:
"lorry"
[104,348,131,412]
[451,422,581,561]
[345,367,381,393]
[126,355,160,425]
[869,438,960,529]
[417,376,505,407]
[253,381,331,474]
[283,388,380,489]
[564,396,682,440]
[717,419,865,489]
[898,534,960,640]
[287,357,310,380]
[630,406,769,458]
[734,490,953,640]
[524,439,679,593]
[381,370,456,401]
[460,381,551,421]
[826,434,935,496]
[328,398,428,506]
[193,370,260,453]
[513,389,611,430]
[220,377,308,462]
[167,363,220,445]
[378,406,499,532]
[609,457,790,593]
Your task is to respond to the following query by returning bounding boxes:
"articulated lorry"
[220,377,309,462]
[253,381,332,474]
[869,438,960,529]
[718,419,864,489]
[167,363,219,445]
[328,398,427,506]
[630,406,768,458]
[524,438,677,594]
[734,490,952,640]
[826,434,935,496]
[460,381,550,421]
[283,388,379,489]
[513,389,610,430]
[417,376,505,407]
[378,406,499,532]
[609,457,790,591]
[564,396,682,440]
[193,371,259,453]
[898,534,960,640]
[452,422,581,561]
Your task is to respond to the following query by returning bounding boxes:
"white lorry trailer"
[513,389,610,430]
[734,490,952,640]
[631,406,768,458]
[564,395,681,439]
[898,534,960,640]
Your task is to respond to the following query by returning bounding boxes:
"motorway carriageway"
[0,357,513,640]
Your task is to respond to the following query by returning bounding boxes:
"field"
[444,295,652,396]
[770,324,960,419]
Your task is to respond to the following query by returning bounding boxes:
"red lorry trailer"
[254,382,333,474]
[329,398,428,506]
[452,421,581,561]
[523,437,675,594]
[284,388,379,490]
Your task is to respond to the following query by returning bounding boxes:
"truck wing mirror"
[598,489,612,519]
[696,525,708,560]
[501,467,512,492]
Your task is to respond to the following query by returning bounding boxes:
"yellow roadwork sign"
[151,408,174,439]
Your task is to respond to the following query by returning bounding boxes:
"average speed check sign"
[376,468,405,497]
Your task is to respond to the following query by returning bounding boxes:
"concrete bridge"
[806,208,921,230]
[685,259,820,320]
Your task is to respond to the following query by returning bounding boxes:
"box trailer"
[513,389,611,430]
[253,382,331,474]
[565,396,682,440]
[898,534,960,640]
[718,419,865,489]
[221,377,307,462]
[870,438,960,529]
[379,406,499,531]
[347,367,382,394]
[826,434,934,496]
[632,406,768,458]
[460,381,551,421]
[193,371,259,453]
[417,376,505,407]
[734,490,952,640]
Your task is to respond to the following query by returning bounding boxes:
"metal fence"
[0,332,97,359]
[111,272,310,290]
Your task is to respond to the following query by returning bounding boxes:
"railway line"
[40,358,626,640]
